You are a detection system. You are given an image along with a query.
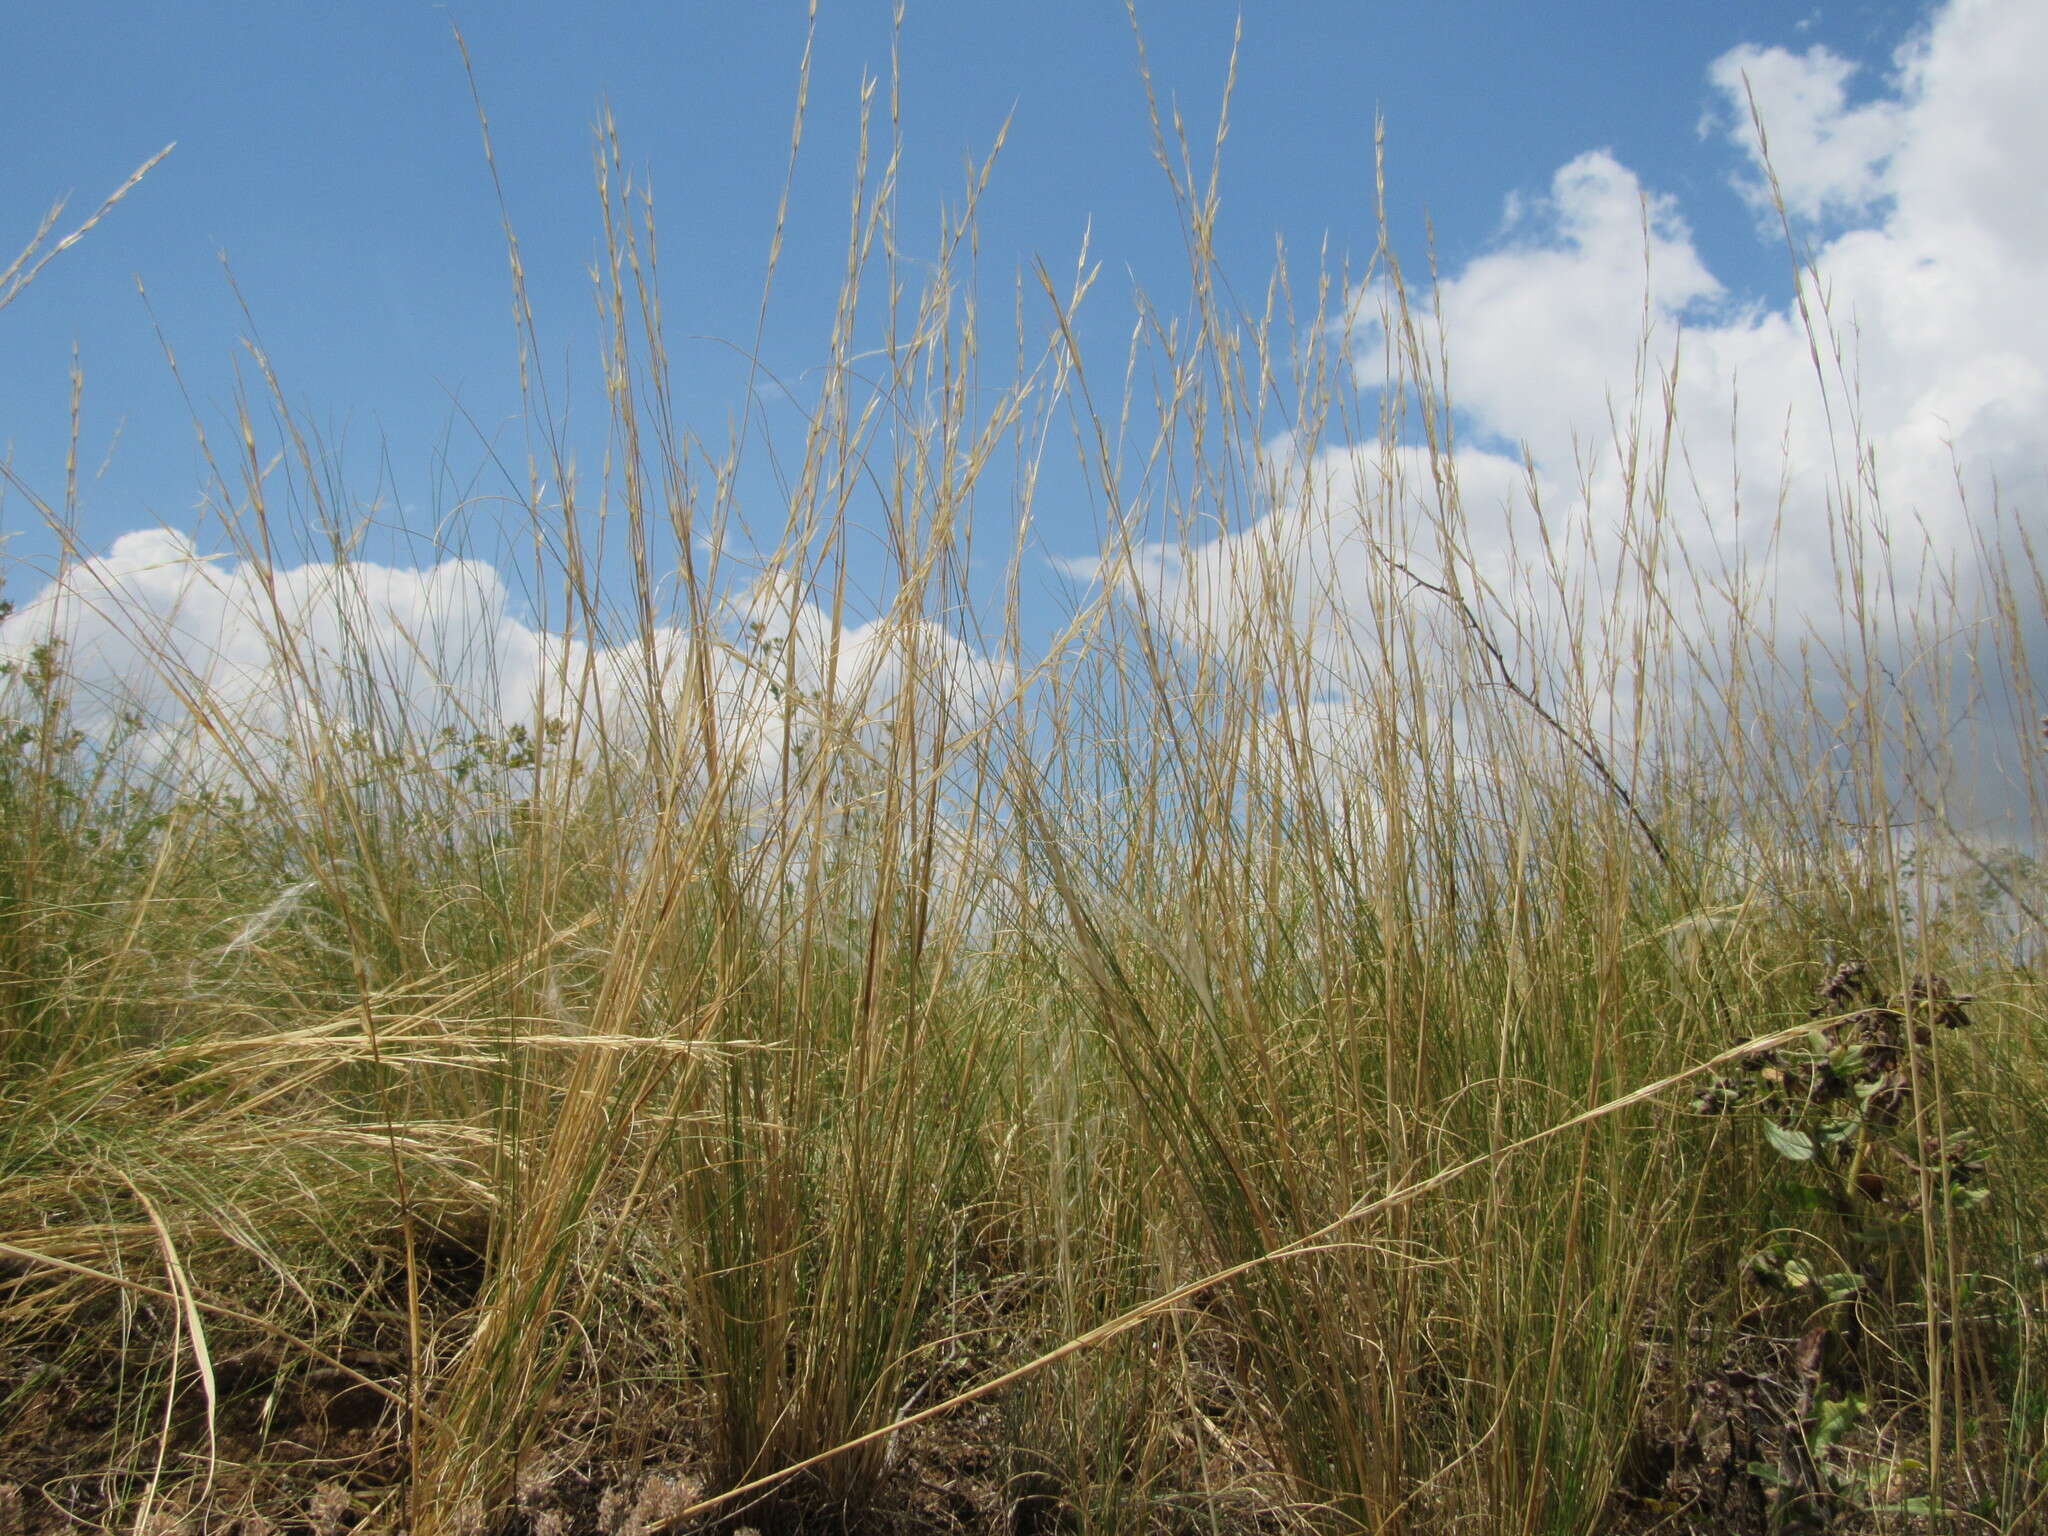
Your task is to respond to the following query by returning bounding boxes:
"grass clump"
[3,33,2045,1536]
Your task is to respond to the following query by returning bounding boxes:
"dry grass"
[2,24,2044,1536]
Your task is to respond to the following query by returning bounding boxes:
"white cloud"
[1106,0,2045,827]
[0,530,541,778]
[1708,43,1908,225]
[0,529,1010,813]
[1438,149,1726,466]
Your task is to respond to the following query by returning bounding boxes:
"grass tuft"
[2,28,2043,1536]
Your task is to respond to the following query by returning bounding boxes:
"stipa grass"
[3,28,2045,1536]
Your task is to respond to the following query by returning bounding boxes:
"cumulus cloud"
[1402,0,2046,611]
[1708,43,1908,225]
[0,530,539,779]
[1107,0,2045,828]
[0,529,1010,812]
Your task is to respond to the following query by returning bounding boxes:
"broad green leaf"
[1764,1121,1817,1161]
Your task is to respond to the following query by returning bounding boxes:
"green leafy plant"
[1695,961,1987,1224]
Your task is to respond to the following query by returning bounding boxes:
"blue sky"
[5,0,1930,578]
[5,0,2043,830]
